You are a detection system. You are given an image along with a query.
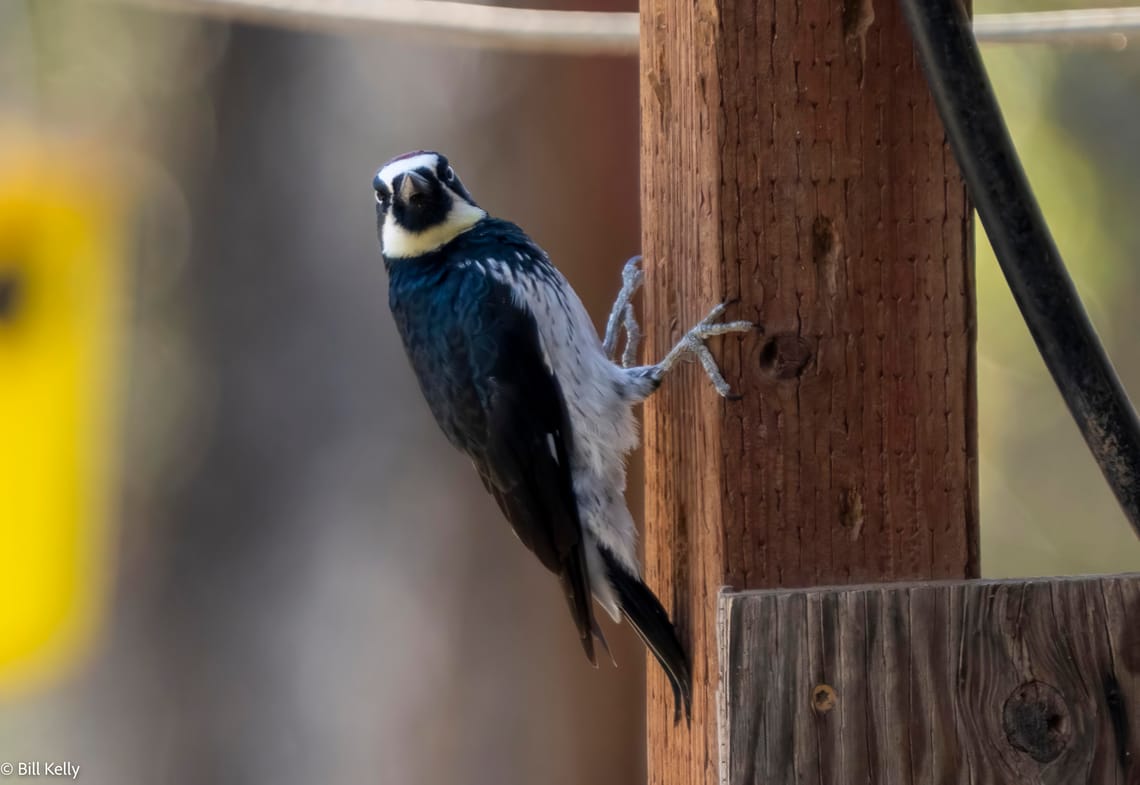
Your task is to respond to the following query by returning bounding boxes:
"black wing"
[391,264,597,664]
[469,296,597,665]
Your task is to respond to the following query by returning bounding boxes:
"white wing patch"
[481,254,643,579]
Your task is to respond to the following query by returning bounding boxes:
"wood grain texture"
[639,0,976,781]
[719,574,1140,785]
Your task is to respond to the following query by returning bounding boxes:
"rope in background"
[108,1,1140,56]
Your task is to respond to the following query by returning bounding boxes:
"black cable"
[898,0,1140,541]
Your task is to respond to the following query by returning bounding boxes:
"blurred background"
[0,0,1137,783]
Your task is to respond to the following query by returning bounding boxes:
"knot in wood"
[811,216,841,268]
[811,684,837,713]
[758,333,811,380]
[1002,681,1071,763]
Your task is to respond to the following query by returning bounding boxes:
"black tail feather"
[558,549,597,666]
[598,547,692,724]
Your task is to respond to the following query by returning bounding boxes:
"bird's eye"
[443,166,455,183]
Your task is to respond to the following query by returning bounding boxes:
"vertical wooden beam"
[639,0,977,781]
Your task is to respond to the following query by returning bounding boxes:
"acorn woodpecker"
[374,150,752,721]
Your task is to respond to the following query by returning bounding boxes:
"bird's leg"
[603,256,644,365]
[621,303,641,368]
[630,303,754,399]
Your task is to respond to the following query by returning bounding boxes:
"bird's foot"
[657,303,754,398]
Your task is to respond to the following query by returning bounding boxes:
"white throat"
[382,199,486,259]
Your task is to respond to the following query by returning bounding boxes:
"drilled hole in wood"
[758,333,812,380]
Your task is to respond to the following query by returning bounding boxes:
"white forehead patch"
[377,153,440,188]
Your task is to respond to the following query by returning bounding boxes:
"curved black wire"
[898,0,1140,541]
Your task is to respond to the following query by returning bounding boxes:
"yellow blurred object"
[0,139,124,696]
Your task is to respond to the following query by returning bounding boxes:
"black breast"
[388,258,498,453]
[387,218,570,447]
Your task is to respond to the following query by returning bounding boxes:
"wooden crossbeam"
[719,574,1140,785]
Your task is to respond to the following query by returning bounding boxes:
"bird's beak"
[399,171,430,202]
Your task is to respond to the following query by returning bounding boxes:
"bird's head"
[373,151,486,259]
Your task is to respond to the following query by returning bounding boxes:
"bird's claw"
[621,255,644,291]
[668,303,754,398]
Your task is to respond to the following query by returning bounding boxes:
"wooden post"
[639,0,977,782]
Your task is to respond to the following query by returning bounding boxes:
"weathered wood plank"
[719,574,1140,785]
